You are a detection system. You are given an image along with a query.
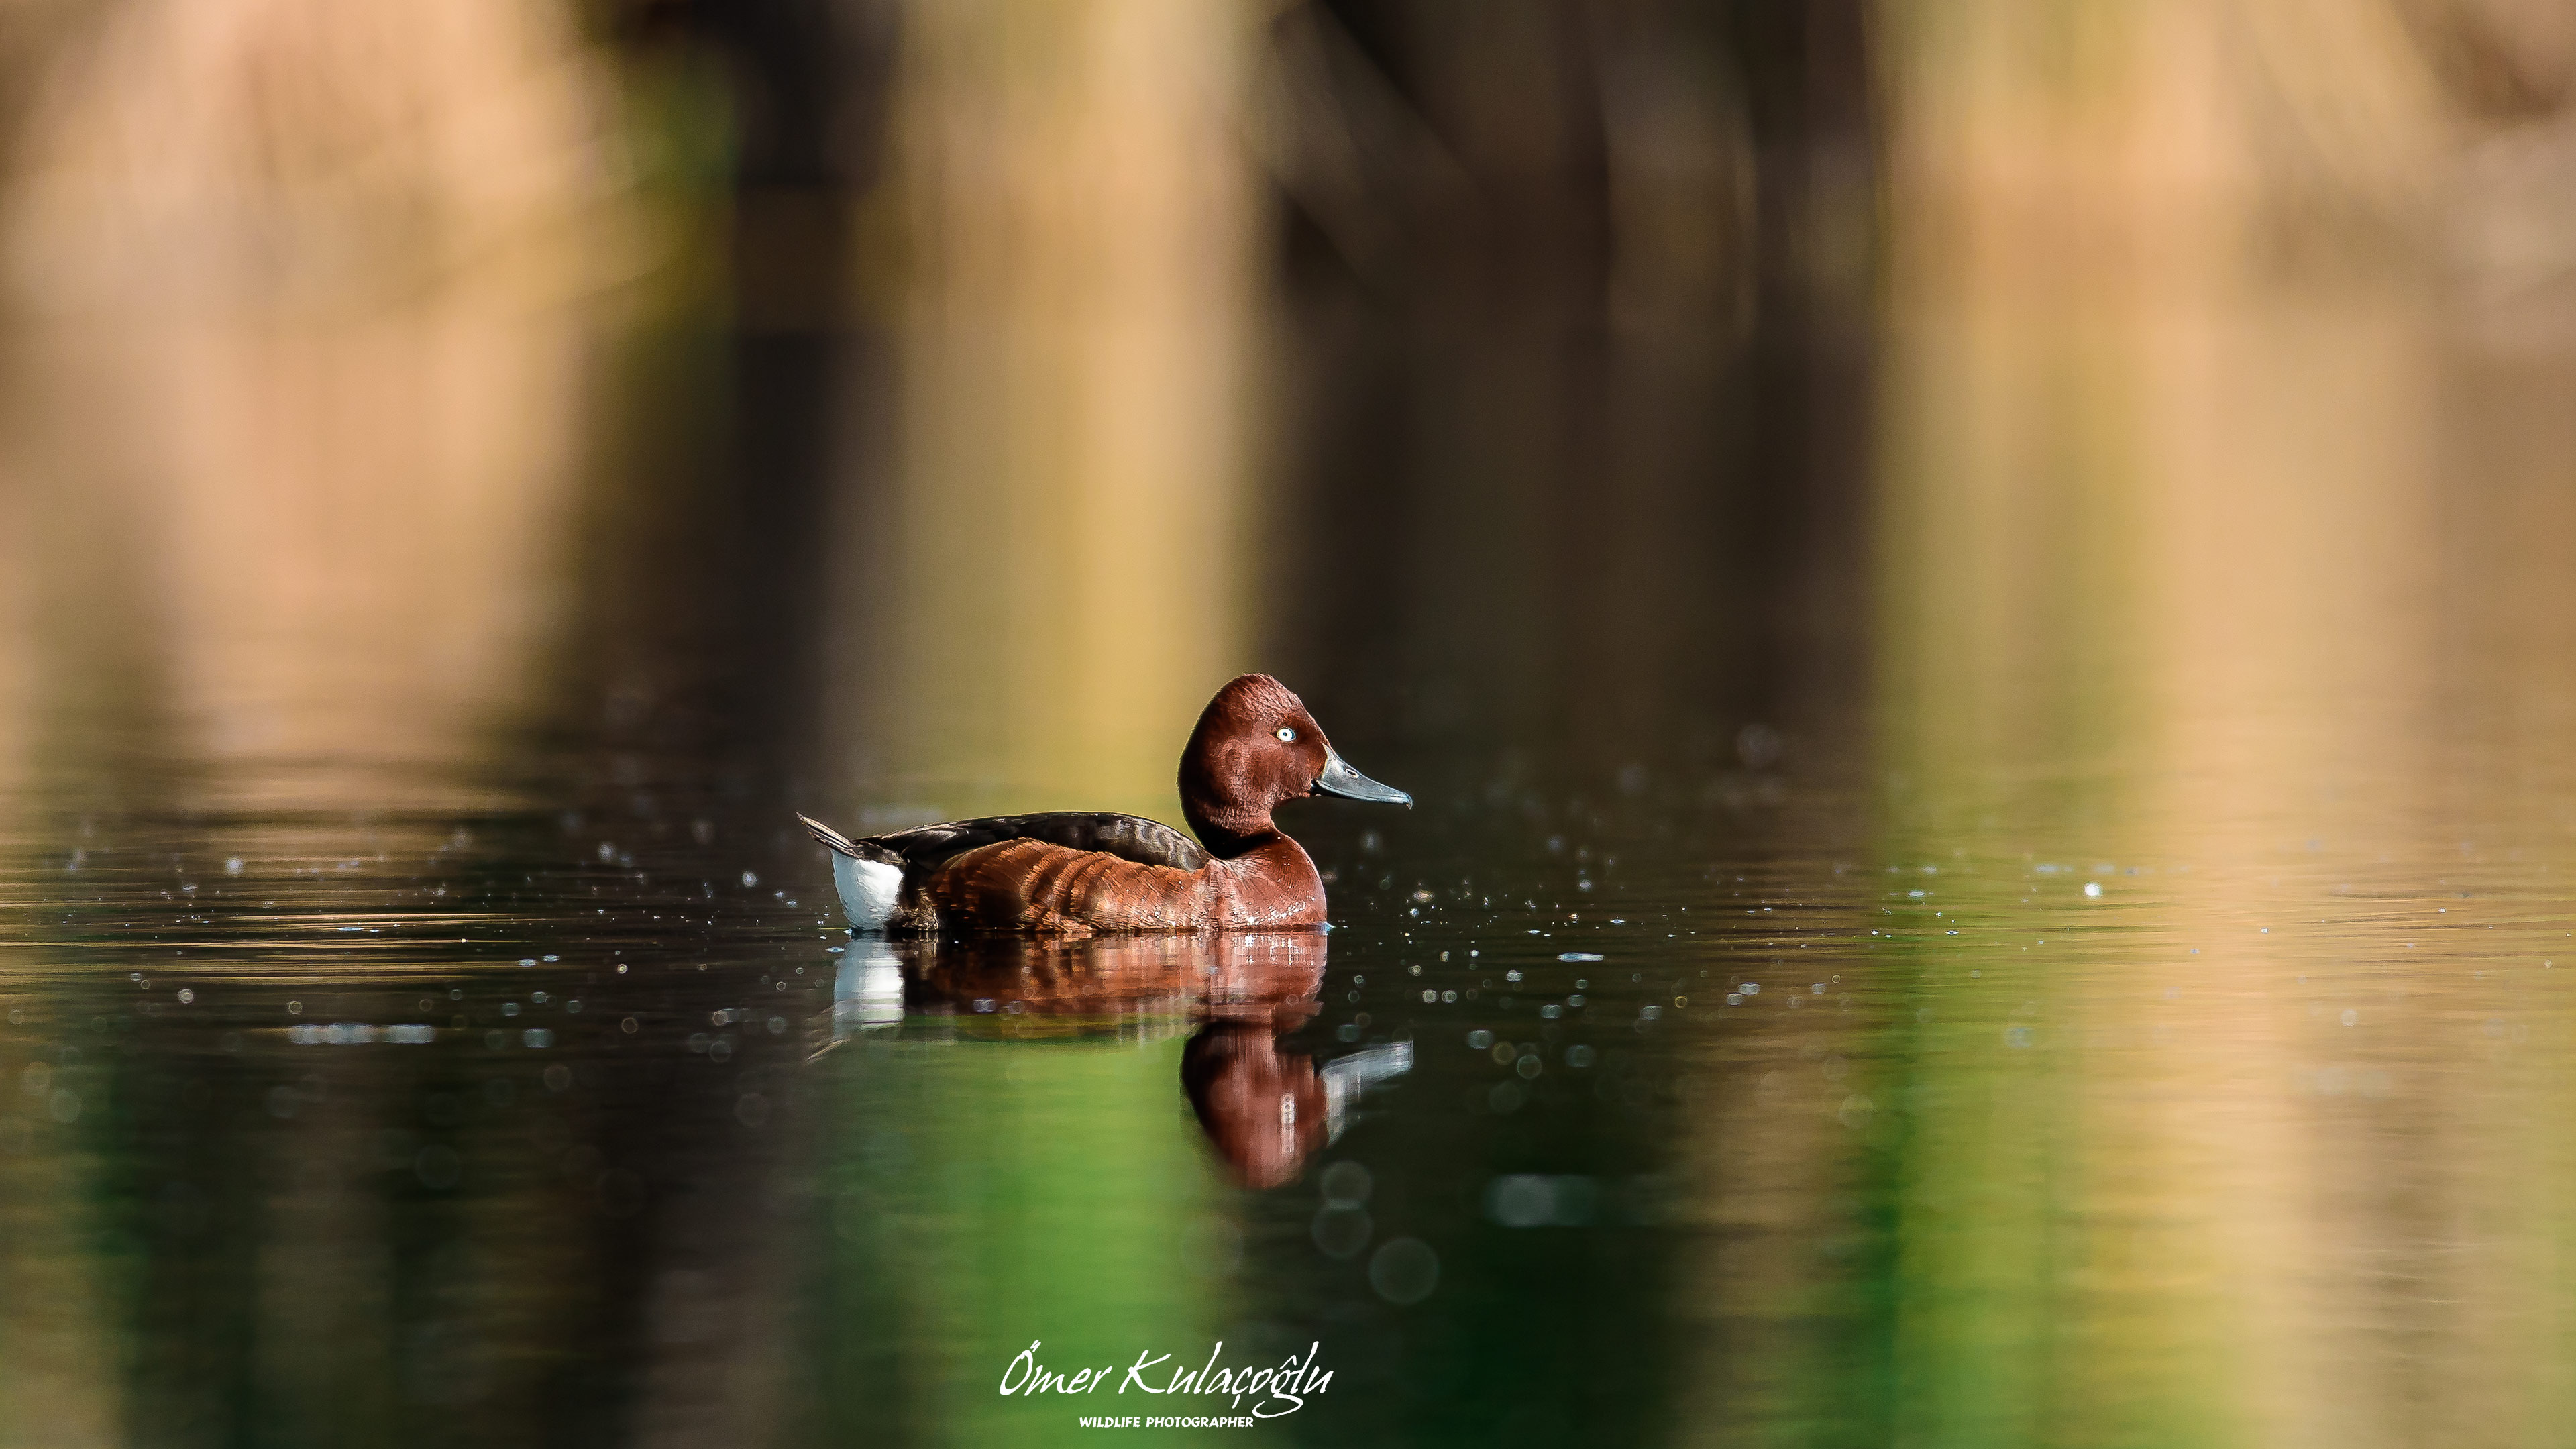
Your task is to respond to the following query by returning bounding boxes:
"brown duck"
[799,674,1409,935]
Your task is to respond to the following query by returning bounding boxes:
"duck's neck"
[1184,794,1280,861]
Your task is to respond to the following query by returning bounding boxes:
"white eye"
[1276,727,1297,743]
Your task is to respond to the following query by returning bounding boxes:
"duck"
[799,673,1410,936]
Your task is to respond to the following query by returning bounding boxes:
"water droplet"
[1368,1238,1440,1304]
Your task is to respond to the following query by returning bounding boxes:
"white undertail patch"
[830,854,904,932]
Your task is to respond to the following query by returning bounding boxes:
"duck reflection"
[828,930,1409,1187]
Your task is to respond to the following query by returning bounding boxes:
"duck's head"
[1179,674,1409,852]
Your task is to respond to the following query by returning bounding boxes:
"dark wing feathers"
[800,811,1208,873]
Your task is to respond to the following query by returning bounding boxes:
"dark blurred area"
[569,0,1888,818]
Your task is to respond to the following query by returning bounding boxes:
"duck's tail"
[798,814,904,932]
[798,813,862,856]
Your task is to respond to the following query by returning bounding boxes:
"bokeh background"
[5,1,2576,1446]
[3,0,2573,818]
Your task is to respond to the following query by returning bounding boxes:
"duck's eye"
[1276,727,1297,743]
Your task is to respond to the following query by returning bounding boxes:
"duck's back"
[862,812,1210,873]
[800,812,1214,934]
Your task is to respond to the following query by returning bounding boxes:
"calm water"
[3,273,2575,1449]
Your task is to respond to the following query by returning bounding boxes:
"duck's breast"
[1209,837,1330,929]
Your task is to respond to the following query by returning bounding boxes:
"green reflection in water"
[819,1031,1238,1446]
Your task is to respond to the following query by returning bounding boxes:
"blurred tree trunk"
[0,0,636,312]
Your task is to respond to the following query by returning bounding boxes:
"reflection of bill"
[823,930,1410,1187]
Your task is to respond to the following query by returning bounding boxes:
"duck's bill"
[1314,751,1412,807]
